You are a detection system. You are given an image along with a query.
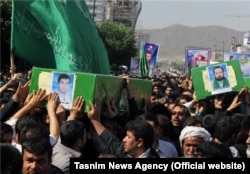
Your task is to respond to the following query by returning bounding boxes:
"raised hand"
[13,80,31,104]
[28,88,48,108]
[87,97,100,122]
[68,96,85,120]
[227,87,247,112]
[47,92,59,112]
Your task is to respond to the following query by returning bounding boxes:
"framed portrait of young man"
[51,71,76,110]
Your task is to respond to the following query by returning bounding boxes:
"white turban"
[179,126,211,147]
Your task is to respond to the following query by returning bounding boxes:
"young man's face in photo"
[59,78,70,94]
[213,68,224,81]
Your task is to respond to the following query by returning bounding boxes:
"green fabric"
[139,42,149,78]
[212,78,230,90]
[11,0,110,74]
[245,78,250,88]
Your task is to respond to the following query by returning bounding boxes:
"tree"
[98,21,138,70]
[1,0,12,64]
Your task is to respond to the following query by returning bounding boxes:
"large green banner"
[11,0,110,74]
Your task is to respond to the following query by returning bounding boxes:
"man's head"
[60,120,87,151]
[1,123,13,144]
[145,52,152,62]
[179,126,211,158]
[213,66,225,81]
[122,120,155,158]
[213,116,241,147]
[22,138,52,174]
[136,113,160,137]
[164,84,174,97]
[196,141,231,158]
[57,73,70,94]
[171,104,190,128]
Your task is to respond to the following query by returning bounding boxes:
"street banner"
[224,52,250,87]
[130,57,139,75]
[139,42,159,78]
[185,47,211,73]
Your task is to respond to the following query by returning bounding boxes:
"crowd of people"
[0,64,250,174]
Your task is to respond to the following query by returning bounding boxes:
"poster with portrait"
[143,42,160,76]
[51,71,76,110]
[185,47,211,73]
[224,52,250,78]
[191,60,245,100]
[206,63,232,95]
[224,52,250,87]
[130,57,140,75]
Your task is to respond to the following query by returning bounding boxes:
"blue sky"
[136,0,250,31]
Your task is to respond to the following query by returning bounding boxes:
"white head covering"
[179,126,211,147]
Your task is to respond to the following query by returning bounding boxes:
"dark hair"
[22,137,52,159]
[172,103,191,118]
[136,113,160,128]
[213,66,224,74]
[19,122,49,144]
[57,73,70,83]
[176,94,193,103]
[232,113,250,143]
[1,123,13,143]
[15,115,41,141]
[151,103,172,118]
[196,141,231,158]
[183,116,202,127]
[202,114,217,137]
[156,114,172,138]
[232,113,250,130]
[1,143,23,174]
[125,120,155,149]
[60,120,86,148]
[0,97,10,106]
[213,116,241,142]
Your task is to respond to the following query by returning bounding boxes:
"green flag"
[11,0,110,74]
[139,42,149,78]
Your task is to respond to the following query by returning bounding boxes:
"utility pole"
[214,44,217,60]
[222,41,225,59]
[231,36,236,52]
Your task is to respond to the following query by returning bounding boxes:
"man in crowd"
[87,98,159,158]
[179,126,211,158]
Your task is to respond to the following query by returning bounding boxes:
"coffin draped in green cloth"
[191,59,245,100]
[30,67,152,112]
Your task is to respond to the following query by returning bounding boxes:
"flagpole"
[10,52,15,77]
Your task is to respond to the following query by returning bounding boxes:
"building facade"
[85,0,142,31]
